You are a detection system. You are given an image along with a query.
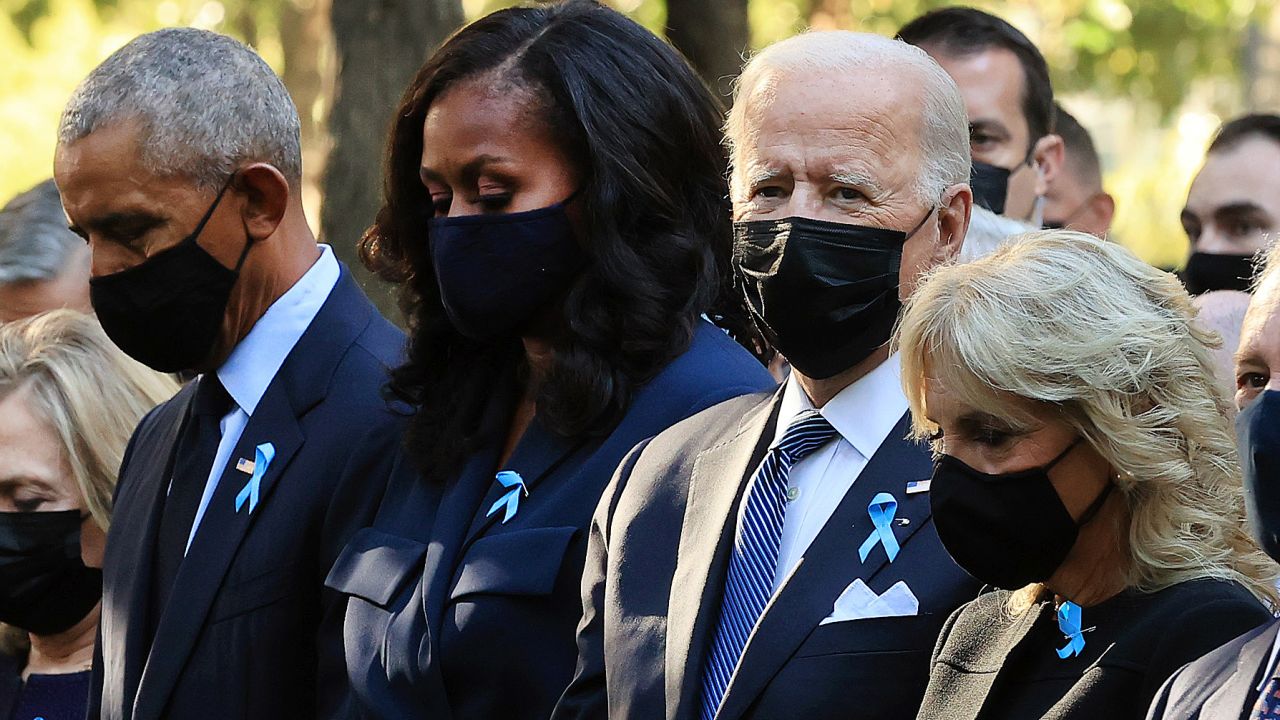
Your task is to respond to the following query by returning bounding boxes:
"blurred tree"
[324,0,464,320]
[666,0,748,98]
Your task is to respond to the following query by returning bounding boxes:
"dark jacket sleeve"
[1144,662,1190,720]
[551,438,652,720]
[315,422,400,720]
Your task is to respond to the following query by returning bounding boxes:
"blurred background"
[3,0,1278,308]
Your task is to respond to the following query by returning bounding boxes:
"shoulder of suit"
[630,324,774,406]
[1113,579,1270,639]
[637,389,775,458]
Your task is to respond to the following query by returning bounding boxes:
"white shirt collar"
[774,353,909,459]
[215,245,340,415]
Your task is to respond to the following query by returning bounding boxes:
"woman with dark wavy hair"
[323,1,775,717]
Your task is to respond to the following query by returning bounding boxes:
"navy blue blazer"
[88,266,407,720]
[325,322,775,720]
[1146,619,1280,720]
[552,387,983,720]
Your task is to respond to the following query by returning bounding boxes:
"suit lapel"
[420,375,515,630]
[714,414,933,720]
[100,386,192,720]
[1207,621,1278,719]
[665,390,781,720]
[131,385,305,720]
[460,417,592,547]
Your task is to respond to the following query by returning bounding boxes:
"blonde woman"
[0,310,176,720]
[899,231,1277,720]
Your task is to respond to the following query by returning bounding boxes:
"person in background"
[900,6,1064,228]
[0,181,92,322]
[56,28,407,720]
[1180,114,1280,295]
[1193,289,1252,422]
[902,230,1275,720]
[958,205,1037,264]
[554,30,979,720]
[1044,104,1115,237]
[0,310,177,720]
[1146,242,1280,719]
[325,2,774,718]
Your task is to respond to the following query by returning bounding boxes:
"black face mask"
[90,175,251,373]
[970,161,1012,215]
[0,509,102,635]
[1181,252,1254,295]
[429,193,586,342]
[733,212,931,380]
[1239,391,1280,561]
[930,438,1114,590]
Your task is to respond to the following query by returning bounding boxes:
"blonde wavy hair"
[896,230,1279,609]
[0,310,177,655]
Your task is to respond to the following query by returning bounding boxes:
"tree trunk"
[665,0,750,100]
[323,0,464,322]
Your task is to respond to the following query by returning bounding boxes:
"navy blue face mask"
[428,192,586,341]
[1239,390,1280,561]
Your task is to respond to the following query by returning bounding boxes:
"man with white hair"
[55,28,404,720]
[553,31,980,720]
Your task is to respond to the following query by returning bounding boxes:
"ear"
[934,182,973,263]
[1032,133,1066,196]
[1091,192,1116,235]
[233,163,291,241]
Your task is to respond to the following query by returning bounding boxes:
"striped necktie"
[699,409,838,719]
[1254,677,1280,719]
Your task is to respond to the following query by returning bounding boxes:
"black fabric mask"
[970,161,1012,215]
[1239,391,1280,561]
[1180,252,1255,295]
[429,193,586,341]
[733,212,931,380]
[930,438,1114,590]
[90,175,251,373]
[0,509,102,635]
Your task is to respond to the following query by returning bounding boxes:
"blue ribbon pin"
[486,470,528,524]
[1056,601,1086,659]
[858,492,901,563]
[235,443,274,514]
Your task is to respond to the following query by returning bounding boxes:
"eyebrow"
[419,154,511,185]
[70,211,166,242]
[829,170,883,196]
[1214,202,1270,220]
[970,118,1012,137]
[0,476,58,492]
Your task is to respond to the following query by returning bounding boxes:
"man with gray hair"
[55,28,404,720]
[554,31,980,720]
[0,180,92,322]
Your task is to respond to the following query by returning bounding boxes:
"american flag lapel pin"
[236,457,256,475]
[905,479,931,494]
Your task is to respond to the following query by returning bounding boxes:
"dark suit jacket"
[1147,618,1280,720]
[0,651,17,720]
[326,322,775,720]
[88,267,406,720]
[918,579,1271,720]
[552,385,982,720]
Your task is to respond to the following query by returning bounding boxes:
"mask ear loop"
[1045,436,1116,527]
[184,172,238,249]
[903,206,939,241]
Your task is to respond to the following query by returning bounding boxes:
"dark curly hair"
[360,0,761,482]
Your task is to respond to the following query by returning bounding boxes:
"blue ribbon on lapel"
[858,492,901,563]
[486,470,528,524]
[235,443,274,514]
[1056,600,1086,659]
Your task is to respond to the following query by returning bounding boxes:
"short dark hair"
[1054,103,1102,189]
[1208,113,1280,155]
[899,6,1055,149]
[361,0,761,482]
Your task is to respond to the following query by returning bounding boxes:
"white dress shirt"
[181,244,341,552]
[754,354,910,591]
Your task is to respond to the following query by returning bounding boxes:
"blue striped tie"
[699,409,838,719]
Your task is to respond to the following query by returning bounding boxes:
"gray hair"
[958,205,1038,263]
[0,180,85,285]
[58,27,302,188]
[726,31,971,205]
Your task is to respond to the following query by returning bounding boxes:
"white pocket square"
[820,579,919,624]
